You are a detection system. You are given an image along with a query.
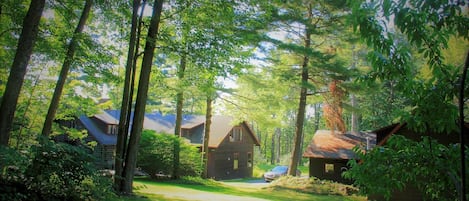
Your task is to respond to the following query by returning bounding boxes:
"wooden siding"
[93,144,115,169]
[309,158,352,184]
[207,124,255,180]
[90,117,110,135]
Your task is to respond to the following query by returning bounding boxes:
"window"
[233,153,239,170]
[108,125,118,135]
[230,127,243,142]
[325,163,334,173]
[247,152,252,167]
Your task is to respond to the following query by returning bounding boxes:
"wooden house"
[204,116,260,180]
[303,124,463,200]
[373,123,461,146]
[75,110,260,180]
[302,130,376,184]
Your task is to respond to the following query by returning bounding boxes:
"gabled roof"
[94,112,119,125]
[303,130,376,160]
[79,115,116,145]
[372,122,464,146]
[208,115,233,148]
[80,110,259,148]
[206,116,260,148]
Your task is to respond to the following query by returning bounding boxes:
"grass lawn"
[112,178,365,201]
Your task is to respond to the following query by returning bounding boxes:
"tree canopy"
[0,0,468,199]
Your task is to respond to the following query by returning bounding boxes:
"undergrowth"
[268,176,359,196]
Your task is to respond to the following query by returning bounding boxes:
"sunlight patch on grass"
[130,177,366,201]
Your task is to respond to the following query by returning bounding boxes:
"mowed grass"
[113,177,365,201]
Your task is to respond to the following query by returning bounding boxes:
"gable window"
[107,125,118,135]
[233,153,239,170]
[229,127,243,142]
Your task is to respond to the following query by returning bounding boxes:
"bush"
[268,176,359,196]
[0,146,30,201]
[137,130,203,178]
[0,138,115,201]
[344,135,466,200]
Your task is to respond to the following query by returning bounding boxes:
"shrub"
[0,138,115,201]
[344,135,466,200]
[0,146,30,201]
[137,130,203,178]
[268,176,359,196]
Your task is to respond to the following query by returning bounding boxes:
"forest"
[0,0,468,200]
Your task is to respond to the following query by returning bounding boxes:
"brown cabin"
[368,123,462,201]
[204,116,260,180]
[303,130,376,184]
[72,110,260,180]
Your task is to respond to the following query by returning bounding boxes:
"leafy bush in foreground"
[0,138,114,201]
[344,135,466,200]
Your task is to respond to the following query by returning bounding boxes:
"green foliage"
[138,130,203,177]
[346,1,468,199]
[349,0,468,132]
[0,138,115,201]
[344,135,466,200]
[0,146,30,201]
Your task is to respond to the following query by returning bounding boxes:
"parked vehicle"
[263,165,301,182]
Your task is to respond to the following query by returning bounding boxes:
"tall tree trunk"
[41,0,93,136]
[121,0,164,194]
[275,128,282,164]
[263,130,267,158]
[350,46,358,134]
[270,131,275,165]
[350,94,358,133]
[0,0,45,146]
[256,124,262,154]
[314,103,320,132]
[173,52,187,179]
[202,96,213,178]
[458,51,469,201]
[114,0,141,192]
[288,3,311,176]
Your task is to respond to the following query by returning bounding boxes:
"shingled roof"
[303,130,376,160]
[79,115,116,145]
[80,110,259,148]
[207,115,260,148]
